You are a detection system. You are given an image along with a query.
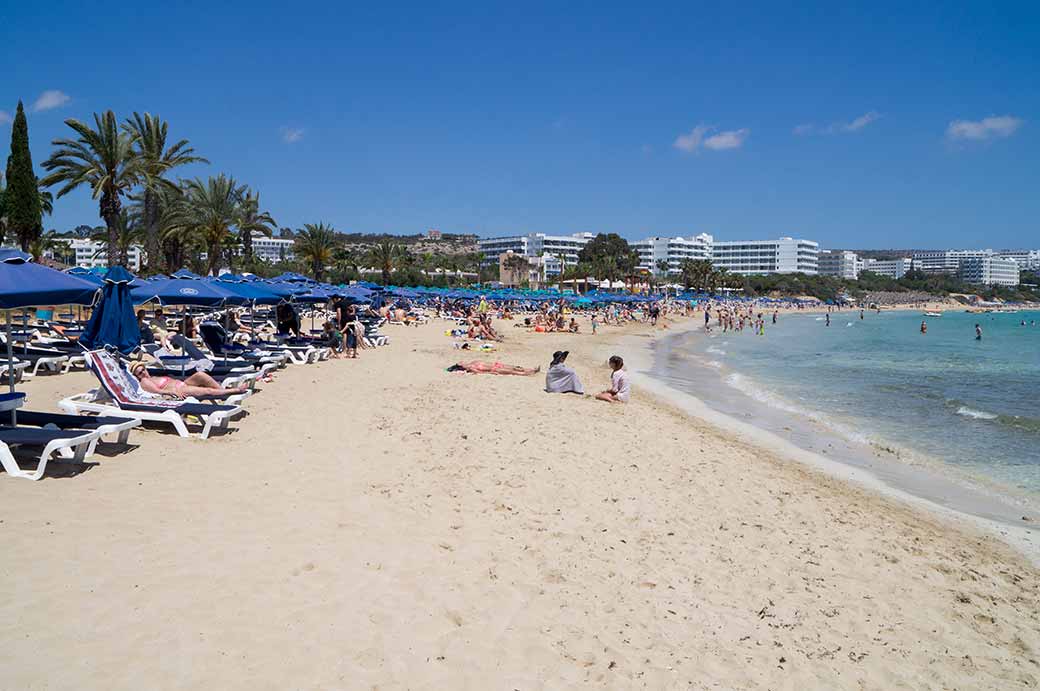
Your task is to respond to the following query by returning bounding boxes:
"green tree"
[123,112,207,271]
[5,102,42,251]
[26,230,68,263]
[90,210,144,267]
[41,111,141,266]
[577,233,640,278]
[235,190,277,264]
[165,174,246,276]
[294,222,339,281]
[655,259,671,277]
[368,239,403,284]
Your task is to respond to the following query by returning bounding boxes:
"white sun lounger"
[58,351,244,440]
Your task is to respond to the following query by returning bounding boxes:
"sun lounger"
[0,426,103,480]
[0,360,30,384]
[58,350,244,439]
[0,409,140,447]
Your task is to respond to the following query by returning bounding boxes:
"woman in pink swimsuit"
[130,362,248,398]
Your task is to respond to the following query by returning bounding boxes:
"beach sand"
[1,315,1038,689]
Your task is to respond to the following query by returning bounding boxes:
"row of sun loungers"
[0,303,435,481]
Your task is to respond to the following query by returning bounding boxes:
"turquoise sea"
[654,308,1040,509]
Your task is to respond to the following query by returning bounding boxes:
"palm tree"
[41,111,141,266]
[37,178,53,217]
[294,223,339,281]
[27,230,68,263]
[123,113,208,272]
[235,190,277,264]
[166,175,246,276]
[90,210,144,267]
[368,239,402,284]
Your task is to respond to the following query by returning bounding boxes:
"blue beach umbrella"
[171,268,202,280]
[79,266,141,354]
[130,277,243,307]
[0,255,101,415]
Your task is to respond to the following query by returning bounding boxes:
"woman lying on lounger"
[448,361,540,376]
[130,362,248,398]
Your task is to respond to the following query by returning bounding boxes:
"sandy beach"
[2,314,1038,689]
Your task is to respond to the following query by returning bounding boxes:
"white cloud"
[674,124,711,153]
[946,115,1022,141]
[843,111,881,132]
[795,111,881,136]
[33,90,71,112]
[0,111,11,126]
[281,126,305,144]
[704,128,749,150]
[674,124,747,153]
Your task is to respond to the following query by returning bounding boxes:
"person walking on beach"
[596,355,630,404]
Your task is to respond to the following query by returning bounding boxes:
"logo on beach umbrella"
[179,287,199,296]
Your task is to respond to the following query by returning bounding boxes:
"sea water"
[654,309,1040,514]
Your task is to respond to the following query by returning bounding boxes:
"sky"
[2,1,1037,249]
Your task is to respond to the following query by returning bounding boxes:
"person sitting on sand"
[320,321,344,358]
[595,355,630,403]
[448,360,540,376]
[545,350,584,394]
[130,361,247,398]
[569,317,580,333]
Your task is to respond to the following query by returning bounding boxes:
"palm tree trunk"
[242,232,253,265]
[100,201,121,268]
[144,190,160,272]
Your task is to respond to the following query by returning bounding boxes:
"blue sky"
[2,1,1037,249]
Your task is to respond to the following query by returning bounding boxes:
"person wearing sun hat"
[544,350,584,394]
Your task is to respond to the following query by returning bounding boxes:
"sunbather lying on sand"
[448,361,540,376]
[130,362,248,398]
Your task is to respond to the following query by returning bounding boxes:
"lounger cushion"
[0,410,134,430]
[0,427,91,446]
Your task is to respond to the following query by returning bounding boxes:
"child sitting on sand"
[595,355,630,403]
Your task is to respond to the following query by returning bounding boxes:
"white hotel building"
[251,234,295,263]
[997,249,1040,272]
[65,238,144,271]
[711,237,819,275]
[817,250,860,279]
[911,249,994,274]
[959,256,1020,287]
[633,234,713,276]
[861,257,913,279]
[477,232,594,274]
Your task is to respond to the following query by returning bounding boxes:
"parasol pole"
[6,312,17,426]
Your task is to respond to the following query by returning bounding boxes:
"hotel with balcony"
[633,234,714,276]
[711,237,819,275]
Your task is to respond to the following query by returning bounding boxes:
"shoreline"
[617,314,1040,565]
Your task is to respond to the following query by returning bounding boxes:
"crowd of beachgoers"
[2,257,988,483]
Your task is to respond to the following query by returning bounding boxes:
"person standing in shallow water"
[975,323,983,340]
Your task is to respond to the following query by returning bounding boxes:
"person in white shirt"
[595,355,630,403]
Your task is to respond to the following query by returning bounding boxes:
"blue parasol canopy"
[130,277,244,306]
[171,268,202,280]
[79,266,141,354]
[0,256,100,309]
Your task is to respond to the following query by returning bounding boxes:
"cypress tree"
[5,101,42,251]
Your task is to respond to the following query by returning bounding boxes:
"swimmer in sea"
[975,323,983,340]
